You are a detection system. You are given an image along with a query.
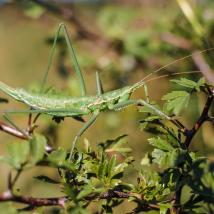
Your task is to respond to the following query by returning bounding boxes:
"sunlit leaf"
[29,133,46,165]
[47,147,67,164]
[148,137,174,151]
[171,77,205,91]
[0,141,30,169]
[159,203,172,214]
[162,91,190,115]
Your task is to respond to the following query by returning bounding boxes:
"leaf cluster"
[0,78,213,214]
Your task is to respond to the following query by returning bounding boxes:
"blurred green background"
[0,0,213,213]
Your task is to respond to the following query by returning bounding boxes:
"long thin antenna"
[142,47,214,82]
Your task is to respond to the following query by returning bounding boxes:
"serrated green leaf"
[162,91,190,115]
[162,90,189,100]
[171,78,197,88]
[171,77,205,92]
[152,149,167,166]
[29,133,46,165]
[152,148,187,168]
[0,141,30,169]
[148,137,174,151]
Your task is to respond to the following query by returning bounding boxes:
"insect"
[0,23,212,160]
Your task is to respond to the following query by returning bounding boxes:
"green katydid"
[0,23,212,160]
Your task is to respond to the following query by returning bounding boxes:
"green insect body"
[0,80,145,116]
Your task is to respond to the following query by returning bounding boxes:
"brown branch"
[0,189,159,211]
[0,191,66,207]
[171,186,182,214]
[0,120,52,152]
[184,87,214,147]
[99,190,131,199]
[0,121,29,140]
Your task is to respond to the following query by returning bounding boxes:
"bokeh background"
[0,0,213,213]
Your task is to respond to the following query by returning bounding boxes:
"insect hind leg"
[40,23,87,96]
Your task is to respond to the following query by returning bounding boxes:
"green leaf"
[47,147,77,170]
[29,133,46,165]
[152,149,167,166]
[105,138,132,155]
[171,78,197,88]
[77,185,95,200]
[148,137,174,151]
[107,155,117,178]
[47,147,67,164]
[162,91,190,115]
[98,158,108,179]
[99,135,127,150]
[171,77,205,92]
[0,141,30,169]
[159,203,172,214]
[111,161,129,179]
[152,148,187,168]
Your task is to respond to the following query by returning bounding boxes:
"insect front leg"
[111,99,171,120]
[69,111,100,161]
[136,99,171,120]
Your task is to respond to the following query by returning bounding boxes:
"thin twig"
[0,121,29,140]
[184,87,214,147]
